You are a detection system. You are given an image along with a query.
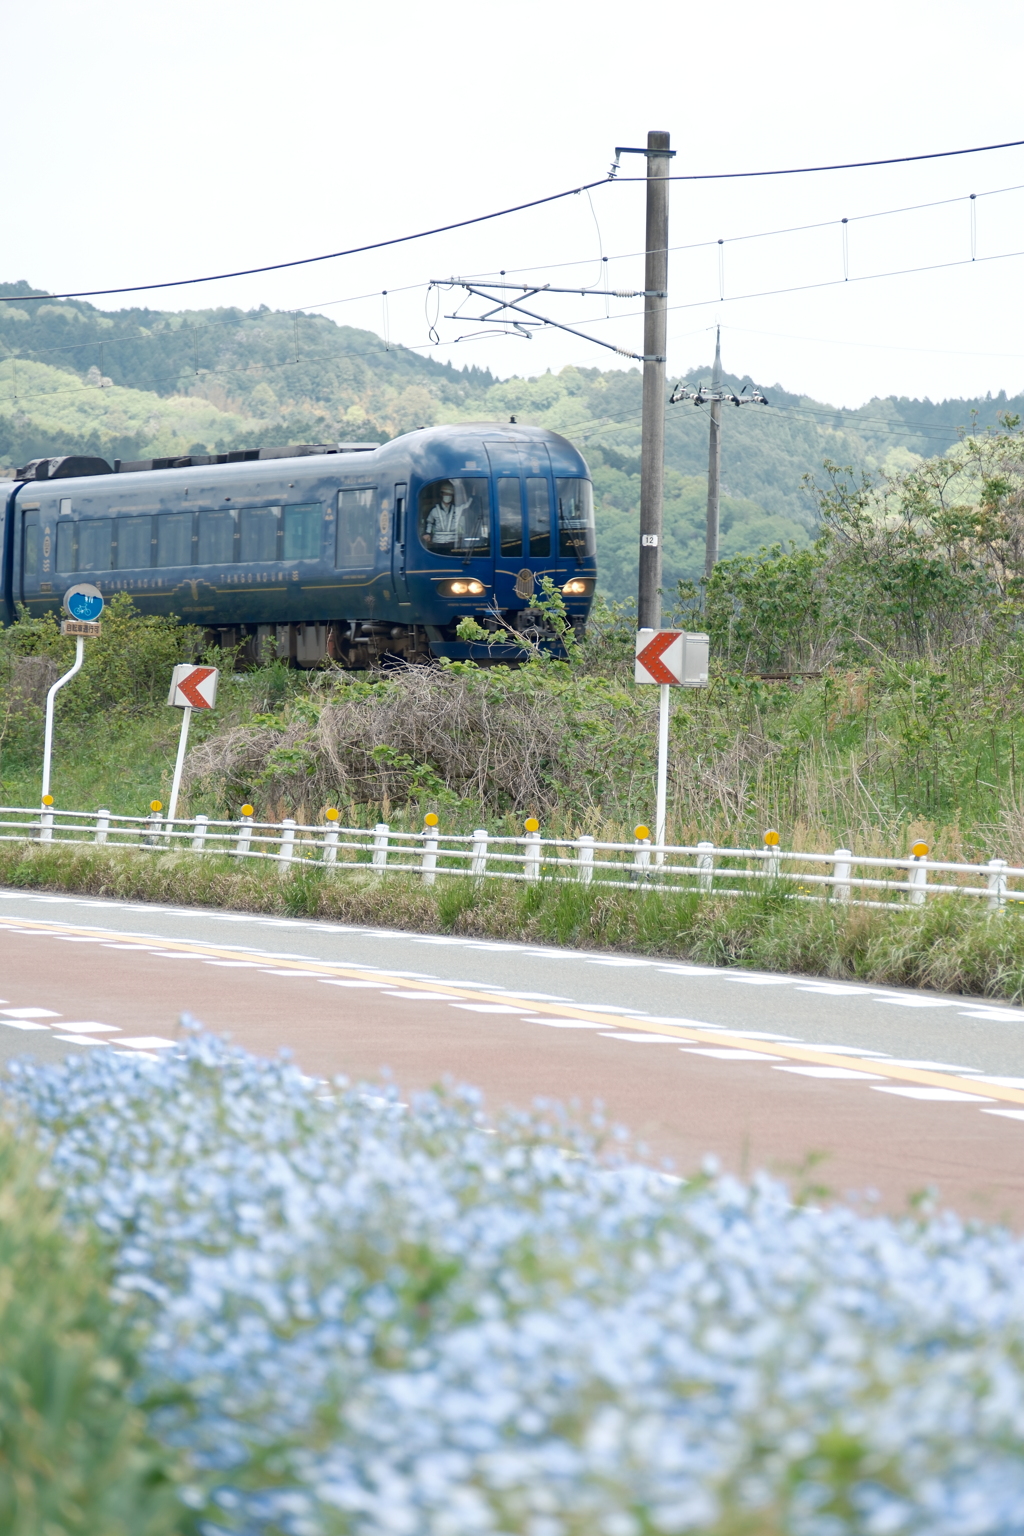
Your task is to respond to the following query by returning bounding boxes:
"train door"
[390,481,410,607]
[485,437,554,610]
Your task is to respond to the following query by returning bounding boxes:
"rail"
[0,805,1021,911]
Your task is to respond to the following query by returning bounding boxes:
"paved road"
[3,887,1024,1223]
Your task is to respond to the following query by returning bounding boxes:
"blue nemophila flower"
[8,1029,1024,1536]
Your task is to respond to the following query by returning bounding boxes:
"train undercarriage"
[206,610,583,669]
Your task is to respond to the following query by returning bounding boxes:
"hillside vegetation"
[4,280,1022,597]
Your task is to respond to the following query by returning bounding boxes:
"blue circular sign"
[63,584,104,622]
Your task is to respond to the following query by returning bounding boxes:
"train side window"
[526,477,551,557]
[77,519,114,572]
[117,516,153,569]
[283,503,322,560]
[22,513,39,580]
[240,506,280,562]
[197,510,236,564]
[497,478,523,556]
[418,478,490,556]
[556,478,596,558]
[156,512,194,568]
[336,488,375,568]
[56,521,76,573]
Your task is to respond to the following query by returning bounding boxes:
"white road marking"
[317,979,383,989]
[870,996,957,1009]
[261,969,323,977]
[55,1021,120,1033]
[877,1058,982,1072]
[381,990,466,1001]
[0,1020,51,1030]
[450,1004,536,1015]
[774,1066,885,1080]
[116,1036,177,1050]
[793,1043,889,1056]
[599,1032,685,1043]
[1,1007,61,1019]
[524,1019,605,1029]
[203,960,261,968]
[681,1048,785,1061]
[873,1086,996,1103]
[53,1034,107,1045]
[723,975,794,986]
[983,1109,1024,1121]
[968,1075,1024,1088]
[795,984,869,995]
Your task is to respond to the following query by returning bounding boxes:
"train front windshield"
[418,478,490,556]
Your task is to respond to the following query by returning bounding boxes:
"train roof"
[2,421,589,502]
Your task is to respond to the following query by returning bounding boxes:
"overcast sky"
[6,0,1024,409]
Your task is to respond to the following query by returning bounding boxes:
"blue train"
[0,421,596,666]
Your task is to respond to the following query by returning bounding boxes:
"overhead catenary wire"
[4,135,1024,306]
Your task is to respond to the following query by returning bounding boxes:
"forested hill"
[2,280,1020,600]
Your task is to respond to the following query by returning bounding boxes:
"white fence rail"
[1,805,1022,911]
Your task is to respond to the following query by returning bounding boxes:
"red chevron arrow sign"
[168,664,219,710]
[635,630,685,685]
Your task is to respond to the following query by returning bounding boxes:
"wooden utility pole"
[704,326,723,578]
[637,130,672,629]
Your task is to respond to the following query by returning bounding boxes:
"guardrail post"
[987,858,1008,912]
[94,808,110,845]
[39,795,54,844]
[471,828,489,877]
[832,848,852,902]
[323,825,339,866]
[191,814,209,852]
[372,822,390,871]
[576,834,595,884]
[143,807,163,848]
[524,826,542,882]
[632,834,651,884]
[696,840,714,892]
[910,856,928,906]
[421,817,439,886]
[277,818,296,875]
[236,809,254,859]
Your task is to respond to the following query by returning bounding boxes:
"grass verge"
[3,839,1024,1003]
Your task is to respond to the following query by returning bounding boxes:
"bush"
[0,1117,187,1535]
[12,1031,1024,1536]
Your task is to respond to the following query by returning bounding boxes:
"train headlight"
[445,579,485,596]
[562,578,588,595]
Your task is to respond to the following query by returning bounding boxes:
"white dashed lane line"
[6,907,1024,1120]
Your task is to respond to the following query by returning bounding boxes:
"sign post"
[41,585,105,809]
[165,664,219,833]
[634,629,709,861]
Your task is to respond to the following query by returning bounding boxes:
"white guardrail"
[0,805,1020,910]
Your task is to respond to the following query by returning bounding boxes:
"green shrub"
[0,1120,188,1535]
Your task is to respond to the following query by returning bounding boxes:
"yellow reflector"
[325,808,340,822]
[150,800,163,813]
[41,794,54,807]
[524,817,540,833]
[911,841,929,858]
[424,812,440,827]
[634,824,651,841]
[763,829,780,847]
[241,804,254,817]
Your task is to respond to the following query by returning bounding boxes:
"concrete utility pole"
[705,326,723,579]
[637,129,672,629]
[670,339,768,580]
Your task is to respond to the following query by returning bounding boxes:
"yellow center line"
[3,916,1023,1107]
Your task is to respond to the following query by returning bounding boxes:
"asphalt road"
[3,886,1024,1223]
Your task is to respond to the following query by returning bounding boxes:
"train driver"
[423,480,462,551]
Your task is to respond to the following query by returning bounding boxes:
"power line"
[0,182,610,305]
[6,135,1024,308]
[611,136,1024,182]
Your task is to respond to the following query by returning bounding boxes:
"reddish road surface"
[3,889,1024,1224]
